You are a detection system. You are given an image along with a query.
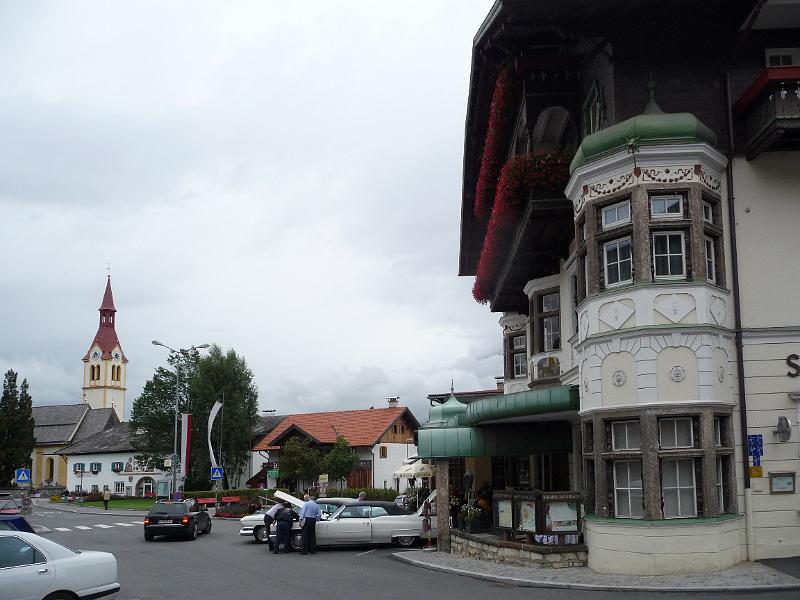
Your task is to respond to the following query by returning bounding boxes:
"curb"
[391,552,800,593]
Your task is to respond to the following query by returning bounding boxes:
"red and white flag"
[180,413,192,478]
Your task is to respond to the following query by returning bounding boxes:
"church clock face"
[113,351,121,361]
[92,350,100,361]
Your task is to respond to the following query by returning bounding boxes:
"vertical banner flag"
[208,401,223,468]
[180,413,192,478]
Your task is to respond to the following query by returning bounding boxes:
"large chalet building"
[419,0,800,575]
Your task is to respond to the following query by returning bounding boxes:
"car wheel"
[254,526,268,543]
[290,532,303,551]
[144,531,154,541]
[395,536,416,547]
[188,523,198,540]
[203,520,212,534]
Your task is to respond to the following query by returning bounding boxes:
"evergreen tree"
[0,370,33,486]
[0,370,19,485]
[322,435,359,488]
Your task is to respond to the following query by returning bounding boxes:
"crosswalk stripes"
[54,527,71,532]
[74,526,92,530]
[113,522,134,526]
[33,526,51,533]
[33,522,143,534]
[94,524,113,529]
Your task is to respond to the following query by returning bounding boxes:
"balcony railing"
[735,67,800,160]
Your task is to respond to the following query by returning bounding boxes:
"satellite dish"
[775,416,792,442]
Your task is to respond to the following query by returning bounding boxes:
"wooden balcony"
[734,67,800,160]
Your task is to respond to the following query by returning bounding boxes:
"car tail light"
[143,517,150,525]
[181,515,190,525]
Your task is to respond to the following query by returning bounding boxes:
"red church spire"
[82,276,127,363]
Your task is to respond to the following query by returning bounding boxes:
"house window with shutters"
[379,446,388,459]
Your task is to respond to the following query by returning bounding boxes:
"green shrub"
[49,495,62,503]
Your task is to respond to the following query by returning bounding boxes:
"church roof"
[99,276,116,311]
[32,405,119,446]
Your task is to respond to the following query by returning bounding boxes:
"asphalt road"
[26,508,800,600]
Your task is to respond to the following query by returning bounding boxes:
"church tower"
[82,276,127,421]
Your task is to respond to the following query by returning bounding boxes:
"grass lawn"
[55,498,157,510]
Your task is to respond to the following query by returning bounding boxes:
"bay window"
[601,200,631,229]
[604,237,632,287]
[659,417,694,448]
[661,458,697,518]
[651,194,683,218]
[705,237,716,283]
[653,232,686,278]
[614,460,644,518]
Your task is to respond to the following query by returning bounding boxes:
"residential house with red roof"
[252,399,420,491]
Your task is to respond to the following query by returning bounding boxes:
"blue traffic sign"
[210,466,224,480]
[747,434,764,457]
[15,469,31,483]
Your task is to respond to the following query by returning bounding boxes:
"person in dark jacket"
[274,501,296,554]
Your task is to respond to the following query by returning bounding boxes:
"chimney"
[386,396,400,407]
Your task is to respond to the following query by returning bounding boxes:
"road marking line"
[94,524,114,528]
[74,526,92,530]
[34,526,51,533]
[113,522,134,526]
[130,521,143,525]
[54,527,71,532]
[355,549,376,556]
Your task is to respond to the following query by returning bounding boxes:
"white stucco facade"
[82,343,127,421]
[371,443,418,490]
[64,452,169,497]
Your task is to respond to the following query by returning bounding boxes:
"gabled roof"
[82,276,128,363]
[32,404,89,445]
[253,407,419,451]
[32,404,118,446]
[254,415,286,436]
[57,422,136,456]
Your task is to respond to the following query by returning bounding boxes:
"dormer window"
[650,195,683,218]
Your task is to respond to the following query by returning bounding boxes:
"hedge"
[320,488,398,502]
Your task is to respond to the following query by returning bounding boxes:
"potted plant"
[460,504,482,534]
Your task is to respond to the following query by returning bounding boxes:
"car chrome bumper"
[239,527,254,536]
[79,582,121,599]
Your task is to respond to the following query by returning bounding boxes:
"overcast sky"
[0,0,501,424]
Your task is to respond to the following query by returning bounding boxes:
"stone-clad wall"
[450,531,587,568]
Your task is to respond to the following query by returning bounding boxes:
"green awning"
[457,386,578,427]
[417,422,573,458]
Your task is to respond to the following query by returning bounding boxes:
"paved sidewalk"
[33,499,148,517]
[393,550,800,592]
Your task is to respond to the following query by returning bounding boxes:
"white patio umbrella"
[409,461,436,478]
[392,464,414,478]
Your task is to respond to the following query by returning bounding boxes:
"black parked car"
[144,500,212,541]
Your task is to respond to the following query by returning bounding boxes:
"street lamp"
[152,340,210,499]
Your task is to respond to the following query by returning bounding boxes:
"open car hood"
[274,490,305,509]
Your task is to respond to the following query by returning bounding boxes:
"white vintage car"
[263,490,438,550]
[239,496,356,543]
[0,530,120,600]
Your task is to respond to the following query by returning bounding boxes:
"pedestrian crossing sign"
[210,466,224,480]
[15,468,31,483]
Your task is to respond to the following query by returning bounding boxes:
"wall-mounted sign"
[769,472,796,494]
[545,501,579,533]
[750,466,763,478]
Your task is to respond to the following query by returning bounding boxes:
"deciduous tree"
[322,435,359,488]
[278,437,322,493]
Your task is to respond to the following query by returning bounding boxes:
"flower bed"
[473,152,570,303]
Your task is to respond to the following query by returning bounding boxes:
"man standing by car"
[263,501,282,551]
[299,494,322,555]
[102,487,112,510]
[274,501,295,554]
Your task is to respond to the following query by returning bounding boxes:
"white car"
[239,497,356,543]
[0,531,119,600]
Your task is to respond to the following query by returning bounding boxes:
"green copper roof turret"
[570,80,717,173]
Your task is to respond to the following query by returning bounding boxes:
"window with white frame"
[73,463,85,473]
[114,481,125,494]
[513,352,528,378]
[704,237,716,283]
[613,460,643,518]
[703,201,714,224]
[583,80,605,136]
[714,417,723,446]
[653,232,686,278]
[659,417,694,448]
[650,195,683,218]
[716,456,725,512]
[766,47,800,67]
[661,458,697,518]
[91,485,99,493]
[89,462,102,473]
[601,200,631,229]
[612,420,641,450]
[512,335,526,350]
[604,237,632,286]
[111,462,123,472]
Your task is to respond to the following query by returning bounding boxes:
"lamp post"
[152,340,209,499]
